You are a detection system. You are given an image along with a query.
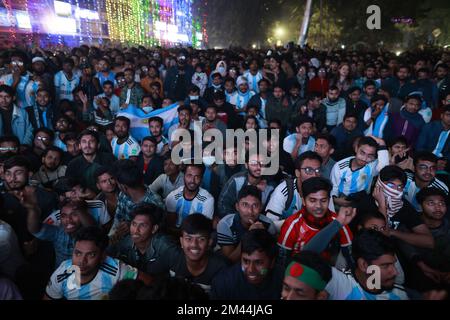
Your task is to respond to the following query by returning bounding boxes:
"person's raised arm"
[22,186,42,234]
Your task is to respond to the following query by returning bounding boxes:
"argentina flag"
[117,103,180,141]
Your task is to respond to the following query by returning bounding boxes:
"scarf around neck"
[375,176,404,217]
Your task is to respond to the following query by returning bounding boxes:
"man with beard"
[107,204,177,274]
[22,128,55,172]
[217,153,275,218]
[137,136,164,185]
[322,85,346,132]
[95,58,116,87]
[30,56,54,95]
[244,59,264,94]
[95,166,119,220]
[25,88,55,131]
[148,116,169,156]
[164,54,194,101]
[53,114,74,152]
[66,130,115,192]
[24,187,95,267]
[331,136,389,208]
[61,132,81,165]
[119,68,144,108]
[403,152,449,212]
[31,146,66,189]
[44,226,152,300]
[168,105,193,146]
[278,177,353,267]
[111,116,141,160]
[265,85,291,129]
[93,80,120,118]
[211,229,283,300]
[54,58,80,103]
[212,90,240,130]
[201,105,227,138]
[0,85,33,145]
[383,65,418,101]
[165,164,214,233]
[204,71,224,104]
[247,78,272,122]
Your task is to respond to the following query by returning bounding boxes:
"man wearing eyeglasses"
[403,151,449,212]
[217,153,275,219]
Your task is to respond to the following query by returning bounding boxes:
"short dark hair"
[289,251,332,285]
[177,105,192,114]
[34,127,55,141]
[379,165,407,185]
[183,163,205,175]
[295,116,314,128]
[357,210,387,227]
[114,116,131,128]
[416,187,448,205]
[148,116,163,126]
[181,213,213,238]
[328,85,339,92]
[343,112,358,121]
[42,146,64,159]
[357,136,378,149]
[352,229,396,264]
[74,226,109,252]
[301,177,332,198]
[142,136,158,145]
[413,151,438,166]
[388,136,408,148]
[3,155,31,172]
[237,185,262,202]
[241,229,277,260]
[94,166,114,182]
[0,135,20,146]
[63,58,75,67]
[103,80,114,88]
[363,79,377,88]
[53,177,81,195]
[295,151,322,170]
[113,160,143,187]
[315,133,336,150]
[130,203,164,226]
[78,129,99,144]
[0,84,14,96]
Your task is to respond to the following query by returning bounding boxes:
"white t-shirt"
[45,256,138,300]
[111,136,141,160]
[165,186,214,227]
[43,200,111,227]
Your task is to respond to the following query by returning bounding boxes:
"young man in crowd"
[137,136,164,185]
[111,116,141,160]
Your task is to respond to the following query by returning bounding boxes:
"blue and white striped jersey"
[54,71,80,101]
[165,186,214,228]
[403,171,449,212]
[243,70,263,93]
[225,90,238,106]
[330,150,389,197]
[0,72,36,108]
[45,256,138,300]
[325,267,409,300]
[43,200,112,227]
[283,134,316,156]
[111,136,141,160]
[95,71,116,87]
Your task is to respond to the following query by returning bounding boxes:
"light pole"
[298,0,313,48]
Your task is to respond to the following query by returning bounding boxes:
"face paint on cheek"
[260,268,268,276]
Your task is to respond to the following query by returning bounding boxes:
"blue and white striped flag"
[117,103,180,141]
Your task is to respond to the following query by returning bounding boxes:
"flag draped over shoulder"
[117,103,180,141]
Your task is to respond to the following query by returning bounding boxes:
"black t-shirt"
[355,194,424,231]
[158,247,229,294]
[210,263,283,300]
[0,107,13,136]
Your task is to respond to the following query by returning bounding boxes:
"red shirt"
[278,207,353,259]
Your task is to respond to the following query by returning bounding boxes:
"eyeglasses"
[36,136,50,142]
[370,225,387,232]
[417,164,437,172]
[248,160,264,167]
[386,182,404,191]
[300,167,322,175]
[11,61,24,67]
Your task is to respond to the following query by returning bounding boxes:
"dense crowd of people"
[0,43,449,300]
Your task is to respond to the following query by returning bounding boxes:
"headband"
[285,261,327,291]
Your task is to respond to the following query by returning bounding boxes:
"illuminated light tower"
[298,0,313,48]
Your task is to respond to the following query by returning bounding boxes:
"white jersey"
[54,71,80,101]
[330,150,389,197]
[111,136,141,160]
[43,200,111,227]
[156,135,169,155]
[243,70,263,93]
[265,178,335,223]
[283,134,316,157]
[325,267,408,300]
[149,172,184,198]
[45,256,138,300]
[225,91,238,106]
[0,72,37,108]
[403,171,449,212]
[165,186,214,227]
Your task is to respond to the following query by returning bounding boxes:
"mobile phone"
[394,154,408,163]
